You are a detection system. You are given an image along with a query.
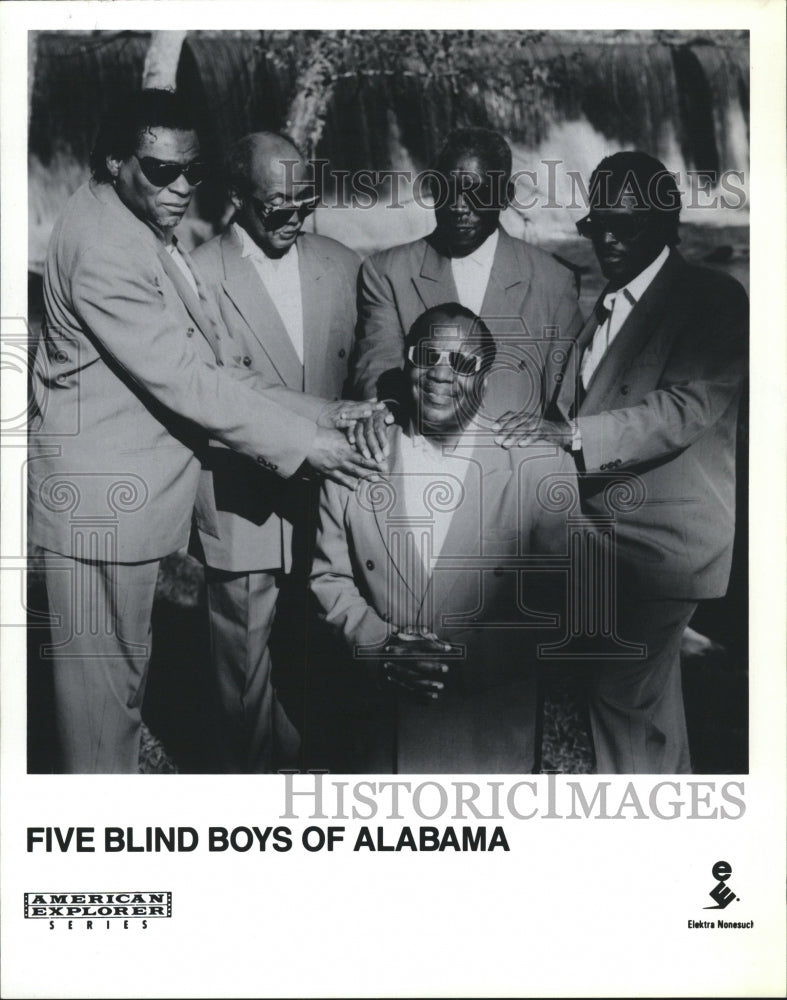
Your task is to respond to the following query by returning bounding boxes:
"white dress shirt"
[450,228,499,315]
[236,223,304,363]
[581,245,670,389]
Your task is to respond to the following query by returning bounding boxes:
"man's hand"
[317,399,383,430]
[493,412,573,449]
[345,400,395,464]
[378,627,456,701]
[306,427,383,489]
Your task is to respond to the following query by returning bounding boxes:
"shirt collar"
[453,227,499,267]
[235,222,297,264]
[607,245,670,308]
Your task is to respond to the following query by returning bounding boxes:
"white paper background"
[2,2,785,997]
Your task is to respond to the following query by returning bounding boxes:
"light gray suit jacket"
[310,424,573,772]
[190,227,360,572]
[546,250,748,600]
[351,226,583,418]
[30,181,317,562]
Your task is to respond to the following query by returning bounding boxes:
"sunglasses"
[407,344,483,375]
[250,194,319,230]
[575,213,654,242]
[135,155,209,188]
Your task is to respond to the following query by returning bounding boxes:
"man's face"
[407,315,487,435]
[433,154,506,258]
[111,127,201,234]
[587,194,668,288]
[234,155,315,258]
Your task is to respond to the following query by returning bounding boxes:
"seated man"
[311,303,572,773]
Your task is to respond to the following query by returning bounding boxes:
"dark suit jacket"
[310,425,573,771]
[546,250,748,600]
[351,226,583,419]
[30,181,317,562]
[190,227,360,572]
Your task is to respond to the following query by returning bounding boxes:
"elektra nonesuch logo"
[704,860,736,909]
[687,861,753,930]
[24,891,172,920]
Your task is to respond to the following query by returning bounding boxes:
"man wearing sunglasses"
[351,126,583,423]
[29,92,379,773]
[189,131,385,772]
[311,303,571,772]
[495,150,749,774]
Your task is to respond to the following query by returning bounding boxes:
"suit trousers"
[205,568,300,773]
[587,597,697,774]
[42,550,160,773]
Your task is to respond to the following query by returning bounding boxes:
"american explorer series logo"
[25,891,171,921]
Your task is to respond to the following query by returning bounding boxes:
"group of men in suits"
[29,88,748,776]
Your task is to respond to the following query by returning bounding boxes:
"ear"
[106,156,122,181]
[228,188,245,214]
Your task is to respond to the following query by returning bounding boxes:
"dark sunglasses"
[576,212,654,242]
[135,155,209,188]
[250,194,319,230]
[407,344,483,375]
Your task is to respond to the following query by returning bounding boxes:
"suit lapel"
[552,305,601,420]
[298,237,331,395]
[362,432,515,631]
[478,229,532,320]
[427,445,513,625]
[581,253,679,414]
[412,237,459,311]
[157,245,222,357]
[219,229,303,388]
[366,433,425,612]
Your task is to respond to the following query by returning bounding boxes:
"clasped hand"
[378,627,457,701]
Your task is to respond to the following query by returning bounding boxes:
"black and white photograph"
[25,26,750,777]
[1,2,784,997]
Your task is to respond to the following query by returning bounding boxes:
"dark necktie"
[570,298,611,417]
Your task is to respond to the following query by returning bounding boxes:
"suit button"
[554,372,563,383]
[365,559,375,570]
[243,356,252,367]
[620,385,629,395]
[338,348,346,359]
[54,350,68,363]
[186,327,194,337]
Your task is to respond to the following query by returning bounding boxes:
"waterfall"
[28,29,750,267]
